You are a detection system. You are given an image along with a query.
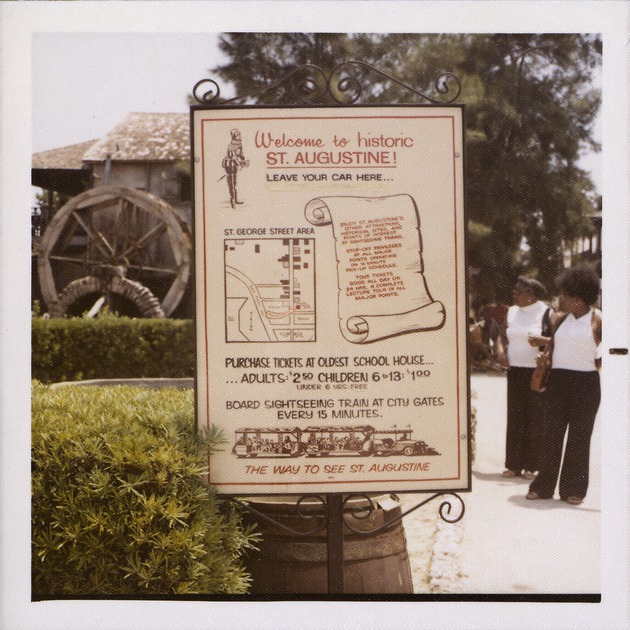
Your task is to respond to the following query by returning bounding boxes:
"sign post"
[191,64,469,593]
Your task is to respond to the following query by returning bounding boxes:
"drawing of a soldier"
[222,128,248,208]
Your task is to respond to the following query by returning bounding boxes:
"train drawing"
[232,425,440,458]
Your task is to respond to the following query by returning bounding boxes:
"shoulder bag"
[530,312,567,393]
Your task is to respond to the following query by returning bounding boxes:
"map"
[224,238,316,342]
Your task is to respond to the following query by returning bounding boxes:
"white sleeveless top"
[552,308,601,372]
[506,300,549,368]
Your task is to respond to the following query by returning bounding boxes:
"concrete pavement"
[450,372,601,594]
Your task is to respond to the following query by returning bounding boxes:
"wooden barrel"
[242,495,413,594]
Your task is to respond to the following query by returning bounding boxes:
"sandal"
[565,496,583,506]
[502,470,519,478]
[526,491,542,500]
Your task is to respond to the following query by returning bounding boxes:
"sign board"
[192,105,469,495]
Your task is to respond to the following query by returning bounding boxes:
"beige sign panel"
[192,106,469,494]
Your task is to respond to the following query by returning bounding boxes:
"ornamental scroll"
[305,194,445,343]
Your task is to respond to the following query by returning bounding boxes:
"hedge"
[32,382,259,597]
[32,316,195,383]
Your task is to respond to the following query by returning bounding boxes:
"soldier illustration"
[221,128,248,208]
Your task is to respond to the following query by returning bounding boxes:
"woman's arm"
[528,307,557,347]
[592,310,602,370]
[527,334,551,347]
[495,322,509,368]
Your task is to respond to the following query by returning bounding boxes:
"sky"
[31,32,601,193]
[32,32,229,153]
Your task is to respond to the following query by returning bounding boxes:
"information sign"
[192,105,469,494]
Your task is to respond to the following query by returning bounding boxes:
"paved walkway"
[452,372,601,594]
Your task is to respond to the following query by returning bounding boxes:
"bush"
[32,316,194,383]
[32,382,258,597]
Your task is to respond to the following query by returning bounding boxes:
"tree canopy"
[210,33,601,303]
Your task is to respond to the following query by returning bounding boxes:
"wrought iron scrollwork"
[193,61,461,106]
[224,492,464,537]
[194,64,328,106]
[329,61,461,105]
[224,494,328,537]
[436,492,466,523]
[341,493,376,521]
[192,78,222,105]
[341,492,465,534]
[278,64,328,105]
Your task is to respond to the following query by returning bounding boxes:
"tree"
[209,33,601,301]
[213,33,398,104]
[460,34,601,297]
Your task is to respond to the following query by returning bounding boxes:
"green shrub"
[32,316,194,383]
[32,382,258,597]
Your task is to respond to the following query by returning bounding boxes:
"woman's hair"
[556,267,600,306]
[516,276,547,300]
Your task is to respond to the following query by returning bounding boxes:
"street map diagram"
[224,238,316,342]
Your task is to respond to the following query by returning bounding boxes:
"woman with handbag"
[496,276,552,480]
[526,267,602,505]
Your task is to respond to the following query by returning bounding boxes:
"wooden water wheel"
[37,187,191,318]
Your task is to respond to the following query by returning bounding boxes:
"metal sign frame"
[191,63,471,498]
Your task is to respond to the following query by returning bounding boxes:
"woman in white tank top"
[496,276,551,479]
[527,267,602,505]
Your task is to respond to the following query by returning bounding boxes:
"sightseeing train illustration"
[232,424,440,458]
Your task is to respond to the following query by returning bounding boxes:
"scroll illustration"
[305,194,445,343]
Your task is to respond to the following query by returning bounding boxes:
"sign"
[192,105,469,494]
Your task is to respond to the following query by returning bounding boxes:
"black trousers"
[226,171,237,203]
[505,367,545,473]
[529,369,600,500]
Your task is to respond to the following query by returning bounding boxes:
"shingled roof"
[83,113,190,162]
[32,113,192,170]
[32,140,98,170]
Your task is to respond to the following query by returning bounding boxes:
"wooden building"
[32,113,193,318]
